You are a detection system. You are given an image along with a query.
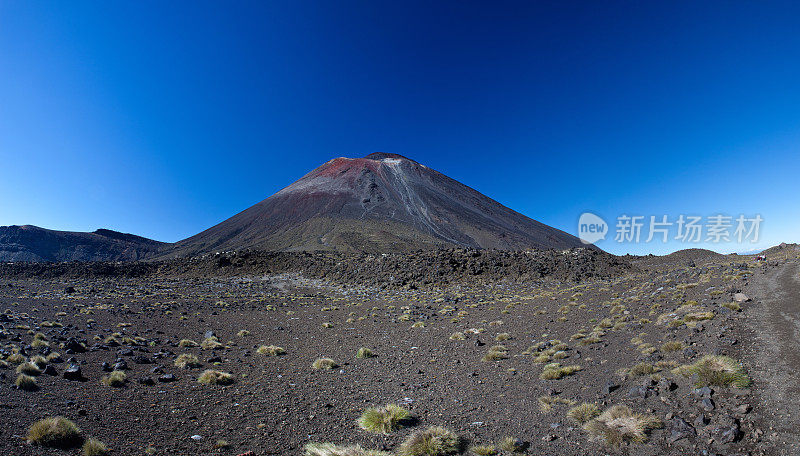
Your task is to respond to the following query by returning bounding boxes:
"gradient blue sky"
[1,1,798,255]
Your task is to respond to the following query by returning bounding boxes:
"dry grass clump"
[722,301,742,311]
[683,311,715,323]
[304,442,391,456]
[537,395,575,413]
[200,336,224,350]
[82,438,109,456]
[101,370,127,387]
[398,426,461,456]
[236,330,250,337]
[257,345,286,356]
[178,339,198,347]
[357,404,411,434]
[7,352,25,364]
[469,444,498,456]
[17,361,42,376]
[566,402,599,424]
[498,436,527,453]
[16,373,39,391]
[583,405,662,445]
[481,345,509,362]
[174,353,201,369]
[577,334,603,346]
[411,322,426,328]
[495,333,511,341]
[197,369,235,385]
[674,355,750,388]
[322,322,334,328]
[356,347,376,359]
[661,341,684,352]
[540,363,581,380]
[449,332,466,340]
[312,358,339,370]
[628,363,658,377]
[27,417,82,448]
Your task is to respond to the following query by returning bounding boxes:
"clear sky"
[1,1,798,255]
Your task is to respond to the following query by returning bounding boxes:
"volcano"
[165,153,584,255]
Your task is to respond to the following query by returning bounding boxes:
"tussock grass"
[537,395,575,413]
[583,405,662,445]
[7,352,25,364]
[101,370,127,387]
[312,358,339,370]
[661,341,684,352]
[178,339,198,348]
[257,345,286,356]
[200,336,224,350]
[197,369,235,385]
[174,353,201,369]
[722,302,742,311]
[17,361,42,376]
[356,347,376,359]
[398,426,461,456]
[540,363,581,380]
[236,330,250,337]
[357,404,411,434]
[304,442,391,456]
[469,444,498,456]
[628,363,658,377]
[82,438,109,456]
[495,333,511,341]
[498,436,527,453]
[567,403,600,424]
[16,373,39,391]
[449,332,466,341]
[482,345,508,362]
[27,417,82,448]
[674,355,750,388]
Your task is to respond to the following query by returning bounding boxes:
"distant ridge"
[0,225,165,262]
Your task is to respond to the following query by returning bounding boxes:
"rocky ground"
[1,245,798,455]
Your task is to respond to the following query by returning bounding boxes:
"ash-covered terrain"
[2,245,799,456]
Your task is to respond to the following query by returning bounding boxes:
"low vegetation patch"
[583,405,662,445]
[357,404,411,434]
[398,426,461,456]
[16,373,39,391]
[482,345,509,362]
[82,438,109,456]
[674,355,750,388]
[567,403,600,424]
[257,345,286,356]
[27,416,83,448]
[312,358,339,370]
[356,347,376,359]
[540,363,581,380]
[197,369,235,385]
[304,442,391,456]
[101,370,127,387]
[174,353,201,368]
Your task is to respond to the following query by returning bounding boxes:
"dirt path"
[745,260,800,455]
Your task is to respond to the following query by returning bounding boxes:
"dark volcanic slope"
[0,225,165,262]
[166,153,585,256]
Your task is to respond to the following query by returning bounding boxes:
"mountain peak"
[363,152,415,162]
[165,153,585,255]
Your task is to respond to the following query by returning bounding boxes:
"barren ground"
[1,248,798,455]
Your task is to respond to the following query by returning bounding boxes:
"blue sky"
[1,1,798,255]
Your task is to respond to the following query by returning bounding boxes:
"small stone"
[190,434,203,441]
[733,293,750,303]
[138,376,155,386]
[158,374,177,383]
[63,364,83,381]
[701,398,715,411]
[669,417,696,442]
[42,364,58,376]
